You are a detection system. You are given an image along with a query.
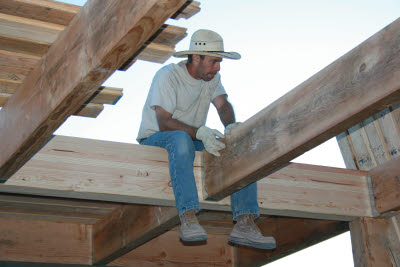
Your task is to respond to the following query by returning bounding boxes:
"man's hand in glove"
[196,126,226,156]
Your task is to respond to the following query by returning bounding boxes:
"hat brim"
[173,50,241,60]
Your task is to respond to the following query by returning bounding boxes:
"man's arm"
[212,94,235,127]
[155,106,197,139]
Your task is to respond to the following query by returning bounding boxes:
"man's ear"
[192,54,201,64]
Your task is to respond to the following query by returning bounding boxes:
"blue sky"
[55,1,400,266]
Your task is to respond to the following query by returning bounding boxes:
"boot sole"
[180,233,207,242]
[228,236,276,249]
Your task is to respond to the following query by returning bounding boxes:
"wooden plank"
[136,42,175,64]
[0,0,188,181]
[0,92,11,107]
[235,217,348,266]
[336,132,358,170]
[89,87,123,105]
[203,17,400,200]
[93,204,179,265]
[0,0,80,26]
[171,1,201,20]
[110,230,234,267]
[5,136,374,220]
[0,79,20,94]
[151,24,187,47]
[0,34,50,56]
[0,50,40,70]
[350,215,400,267]
[0,217,92,264]
[0,13,64,43]
[74,103,104,118]
[0,193,118,224]
[370,156,400,214]
[0,65,29,84]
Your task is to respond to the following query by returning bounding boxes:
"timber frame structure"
[0,0,399,266]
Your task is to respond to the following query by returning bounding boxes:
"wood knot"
[359,63,367,72]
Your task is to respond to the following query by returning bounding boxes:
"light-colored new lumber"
[203,17,400,201]
[152,24,188,47]
[90,87,123,105]
[0,92,11,107]
[0,0,188,180]
[136,42,175,64]
[0,13,64,43]
[93,204,179,265]
[0,34,50,56]
[0,50,40,70]
[5,135,374,220]
[0,65,29,83]
[0,0,80,26]
[350,215,400,267]
[0,79,20,94]
[0,217,92,264]
[235,217,348,266]
[370,156,400,214]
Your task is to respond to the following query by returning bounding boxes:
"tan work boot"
[228,214,276,249]
[179,209,207,242]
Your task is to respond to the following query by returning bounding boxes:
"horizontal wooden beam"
[203,17,400,200]
[93,204,179,265]
[0,0,81,26]
[0,34,49,57]
[370,156,400,214]
[0,0,188,181]
[4,136,374,220]
[0,50,40,70]
[235,217,348,266]
[171,1,201,20]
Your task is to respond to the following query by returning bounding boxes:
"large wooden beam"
[370,156,400,214]
[350,214,400,267]
[235,217,348,267]
[4,136,374,220]
[0,0,187,181]
[203,17,400,200]
[93,204,179,265]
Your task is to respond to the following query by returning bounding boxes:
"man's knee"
[169,131,195,158]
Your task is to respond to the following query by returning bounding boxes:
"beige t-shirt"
[136,60,226,142]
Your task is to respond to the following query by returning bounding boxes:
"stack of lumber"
[0,0,199,117]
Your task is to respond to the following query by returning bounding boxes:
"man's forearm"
[159,117,197,139]
[217,101,236,127]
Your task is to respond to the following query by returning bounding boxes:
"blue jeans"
[140,130,259,220]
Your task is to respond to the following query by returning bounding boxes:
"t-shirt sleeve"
[211,73,227,100]
[148,68,177,114]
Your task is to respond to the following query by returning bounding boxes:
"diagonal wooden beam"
[0,0,187,181]
[4,136,374,220]
[92,204,179,265]
[203,17,400,200]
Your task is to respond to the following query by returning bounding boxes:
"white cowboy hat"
[173,29,241,60]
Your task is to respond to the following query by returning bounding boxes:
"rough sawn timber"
[4,135,374,220]
[0,0,187,181]
[203,17,400,200]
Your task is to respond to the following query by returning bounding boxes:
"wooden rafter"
[203,17,400,200]
[0,0,189,181]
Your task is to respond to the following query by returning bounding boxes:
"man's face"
[196,55,222,81]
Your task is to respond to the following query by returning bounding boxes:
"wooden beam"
[4,136,374,220]
[109,229,234,267]
[203,17,400,200]
[370,156,400,214]
[0,79,20,94]
[0,34,50,56]
[235,217,348,266]
[0,217,92,264]
[136,42,175,64]
[350,214,400,267]
[171,1,201,20]
[0,50,40,70]
[0,0,188,181]
[0,13,64,43]
[74,103,103,118]
[93,204,179,265]
[0,0,81,26]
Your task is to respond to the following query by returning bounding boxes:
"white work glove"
[224,122,242,135]
[196,126,226,156]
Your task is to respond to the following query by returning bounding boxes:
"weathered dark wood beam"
[0,0,187,181]
[203,17,400,200]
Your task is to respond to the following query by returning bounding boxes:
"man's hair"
[187,54,205,63]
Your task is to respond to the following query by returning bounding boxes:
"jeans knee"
[170,131,195,159]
